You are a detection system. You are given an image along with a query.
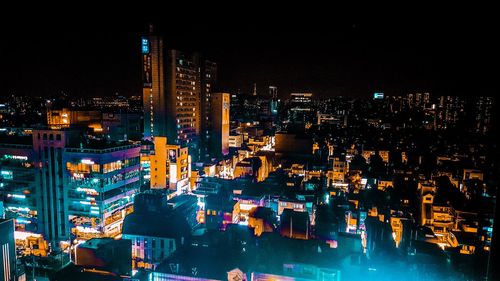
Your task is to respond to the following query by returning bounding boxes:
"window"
[91,164,100,173]
[56,134,61,140]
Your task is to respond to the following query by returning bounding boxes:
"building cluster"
[0,28,497,281]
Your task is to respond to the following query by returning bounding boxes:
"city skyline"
[0,9,498,281]
[1,15,495,98]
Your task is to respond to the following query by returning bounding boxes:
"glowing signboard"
[1,170,13,179]
[7,194,26,199]
[373,93,384,99]
[3,155,28,161]
[141,38,149,54]
[81,159,95,165]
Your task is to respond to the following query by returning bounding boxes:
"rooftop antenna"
[252,83,257,96]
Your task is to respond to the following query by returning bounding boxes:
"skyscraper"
[142,29,166,139]
[141,28,216,161]
[165,50,202,159]
[210,93,230,157]
[0,138,38,233]
[32,129,80,244]
[200,60,218,161]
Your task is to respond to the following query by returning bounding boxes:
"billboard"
[373,93,384,100]
[168,149,177,162]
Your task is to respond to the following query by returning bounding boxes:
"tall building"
[165,50,202,159]
[0,137,38,233]
[0,219,16,281]
[64,142,141,240]
[210,93,230,157]
[32,129,80,244]
[142,30,166,139]
[2,129,141,245]
[141,29,217,161]
[200,61,218,161]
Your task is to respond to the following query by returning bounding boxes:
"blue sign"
[373,93,384,99]
[141,38,149,54]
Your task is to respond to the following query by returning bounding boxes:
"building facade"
[150,137,191,192]
[0,219,16,281]
[141,30,217,162]
[65,143,141,240]
[142,33,167,139]
[210,93,230,158]
[0,141,38,233]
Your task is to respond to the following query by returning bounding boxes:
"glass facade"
[0,145,38,232]
[65,144,141,239]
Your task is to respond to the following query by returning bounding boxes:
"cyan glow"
[1,170,13,179]
[3,154,28,161]
[7,194,26,199]
[6,206,30,212]
[16,218,31,224]
[142,38,149,54]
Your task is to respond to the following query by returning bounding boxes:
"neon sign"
[3,155,28,161]
[73,173,85,179]
[81,159,95,165]
[1,170,13,179]
[16,218,31,224]
[141,38,149,54]
[7,194,26,199]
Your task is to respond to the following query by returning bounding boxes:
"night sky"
[0,10,495,99]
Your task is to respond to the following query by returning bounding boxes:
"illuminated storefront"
[0,144,38,232]
[64,143,141,239]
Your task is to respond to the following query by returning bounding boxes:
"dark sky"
[0,10,496,99]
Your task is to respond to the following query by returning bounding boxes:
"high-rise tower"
[142,28,166,139]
